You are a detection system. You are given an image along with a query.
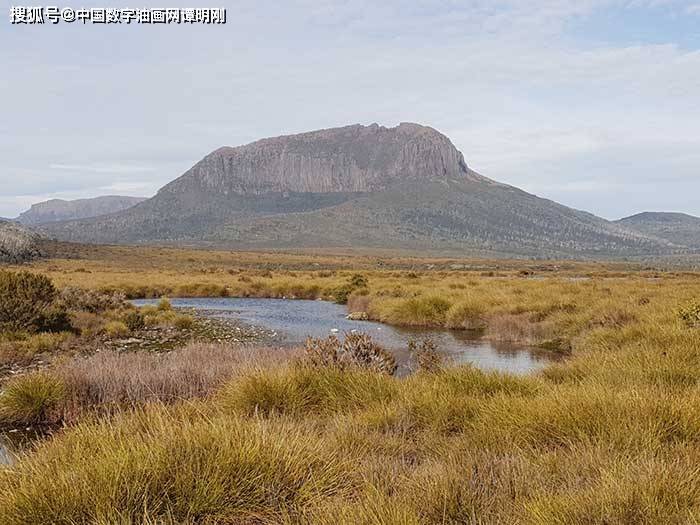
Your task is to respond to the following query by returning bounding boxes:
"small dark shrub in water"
[0,271,57,332]
[408,338,444,374]
[304,333,397,375]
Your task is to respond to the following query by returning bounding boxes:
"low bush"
[122,310,145,332]
[0,271,56,332]
[103,321,129,338]
[304,333,397,375]
[33,307,73,334]
[408,339,443,374]
[173,314,194,330]
[333,274,370,304]
[58,286,126,313]
[157,297,172,311]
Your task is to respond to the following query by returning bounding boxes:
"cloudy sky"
[1,0,699,219]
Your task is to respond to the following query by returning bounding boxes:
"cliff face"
[0,221,42,263]
[17,196,147,225]
[159,123,487,197]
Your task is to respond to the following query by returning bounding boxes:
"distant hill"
[17,196,146,225]
[616,212,700,251]
[40,123,679,258]
[0,220,42,263]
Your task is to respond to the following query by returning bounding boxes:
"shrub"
[679,301,700,327]
[103,321,129,338]
[69,311,106,338]
[122,310,145,332]
[0,372,66,425]
[333,275,370,304]
[332,284,354,305]
[349,273,368,289]
[58,287,126,313]
[21,332,71,357]
[33,307,73,333]
[173,314,194,330]
[408,339,444,374]
[304,333,397,375]
[0,271,56,332]
[157,297,172,311]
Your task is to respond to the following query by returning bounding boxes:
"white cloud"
[49,164,157,174]
[1,0,699,219]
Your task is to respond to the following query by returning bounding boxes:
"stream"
[134,297,559,375]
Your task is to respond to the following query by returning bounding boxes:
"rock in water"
[347,312,369,321]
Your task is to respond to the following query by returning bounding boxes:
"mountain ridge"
[17,195,147,225]
[616,212,700,251]
[37,123,684,259]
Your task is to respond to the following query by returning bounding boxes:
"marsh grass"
[3,246,700,522]
[0,344,297,426]
[0,372,66,425]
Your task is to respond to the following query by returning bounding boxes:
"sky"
[1,0,699,219]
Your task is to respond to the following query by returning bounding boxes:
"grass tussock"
[0,408,355,524]
[0,372,66,426]
[3,246,700,522]
[0,344,298,426]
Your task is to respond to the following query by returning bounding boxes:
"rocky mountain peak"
[160,123,487,197]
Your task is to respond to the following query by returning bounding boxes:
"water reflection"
[135,298,562,375]
[0,429,42,466]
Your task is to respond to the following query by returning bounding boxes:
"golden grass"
[2,244,700,522]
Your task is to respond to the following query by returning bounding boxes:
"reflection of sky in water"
[135,298,560,375]
[0,439,10,465]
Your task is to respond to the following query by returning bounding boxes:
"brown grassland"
[0,242,700,523]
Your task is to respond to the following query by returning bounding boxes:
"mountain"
[0,220,42,263]
[17,196,146,225]
[39,123,678,258]
[616,212,700,251]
